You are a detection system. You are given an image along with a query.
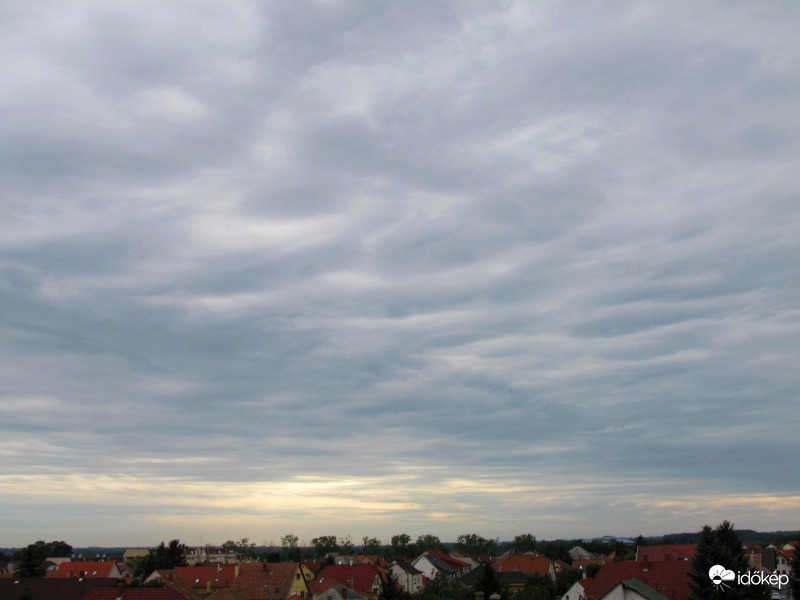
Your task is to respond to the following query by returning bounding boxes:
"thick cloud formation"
[1,1,799,545]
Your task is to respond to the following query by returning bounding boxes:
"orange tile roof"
[493,554,553,577]
[53,562,118,579]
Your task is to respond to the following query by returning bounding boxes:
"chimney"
[207,579,212,593]
[342,588,348,600]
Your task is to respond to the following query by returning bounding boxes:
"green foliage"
[414,572,469,600]
[339,535,354,555]
[362,537,382,556]
[416,534,443,552]
[312,535,339,558]
[380,567,410,600]
[455,534,495,556]
[133,539,187,580]
[19,546,46,578]
[584,563,601,578]
[16,540,72,578]
[533,540,571,564]
[688,521,770,600]
[222,538,257,557]
[554,568,582,595]
[513,534,537,554]
[476,564,505,600]
[515,573,557,600]
[281,534,303,561]
[391,534,413,560]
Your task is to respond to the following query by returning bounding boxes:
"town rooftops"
[584,560,691,600]
[636,545,696,563]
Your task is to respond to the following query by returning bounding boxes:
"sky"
[1,0,799,549]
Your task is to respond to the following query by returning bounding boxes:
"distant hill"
[647,530,800,546]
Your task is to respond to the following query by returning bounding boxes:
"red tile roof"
[636,545,696,562]
[420,550,470,573]
[231,562,305,600]
[316,565,381,596]
[584,560,691,600]
[307,574,345,596]
[53,562,119,579]
[172,566,237,589]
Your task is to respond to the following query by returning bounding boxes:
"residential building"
[389,561,423,594]
[584,561,691,600]
[599,578,670,600]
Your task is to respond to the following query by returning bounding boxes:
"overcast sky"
[1,0,799,549]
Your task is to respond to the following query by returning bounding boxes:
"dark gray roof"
[616,578,671,600]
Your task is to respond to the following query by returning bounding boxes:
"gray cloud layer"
[1,0,799,545]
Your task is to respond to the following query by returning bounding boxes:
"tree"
[380,567,409,600]
[513,534,537,554]
[416,534,443,552]
[476,564,504,599]
[282,534,302,561]
[391,534,412,559]
[134,539,187,580]
[19,546,45,578]
[235,538,257,557]
[362,537,382,556]
[688,522,769,600]
[516,573,557,600]
[414,572,469,600]
[339,535,354,555]
[312,536,339,558]
[455,534,494,556]
[584,563,601,578]
[554,569,583,597]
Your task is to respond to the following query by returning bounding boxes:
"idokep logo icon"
[709,565,735,591]
[708,564,790,591]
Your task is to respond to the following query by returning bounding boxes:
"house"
[315,564,384,600]
[635,546,696,563]
[458,565,528,593]
[774,545,795,581]
[230,562,310,600]
[584,561,691,600]
[562,577,592,600]
[125,549,152,563]
[493,553,556,582]
[52,561,122,579]
[389,561,423,594]
[307,572,366,600]
[411,550,471,580]
[570,548,597,562]
[746,546,776,573]
[185,548,241,565]
[307,572,345,600]
[170,565,239,594]
[598,578,670,600]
